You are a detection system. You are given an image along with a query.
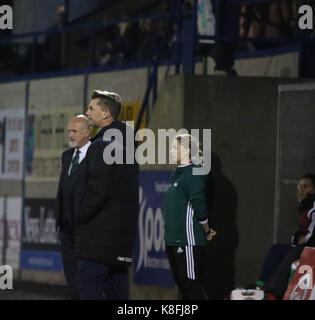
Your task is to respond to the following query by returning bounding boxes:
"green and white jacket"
[163,163,208,246]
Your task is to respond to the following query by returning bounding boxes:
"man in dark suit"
[56,115,91,298]
[75,90,139,300]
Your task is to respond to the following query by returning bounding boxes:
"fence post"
[18,81,30,280]
[1,195,8,266]
[31,35,37,73]
[181,0,197,74]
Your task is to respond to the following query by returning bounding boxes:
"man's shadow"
[204,152,239,299]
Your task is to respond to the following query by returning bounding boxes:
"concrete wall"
[129,76,185,300]
[140,75,312,299]
[203,48,299,78]
[276,84,315,244]
[26,75,85,198]
[87,68,147,103]
[183,75,280,297]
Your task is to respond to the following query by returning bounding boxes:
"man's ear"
[104,108,112,120]
[103,108,109,119]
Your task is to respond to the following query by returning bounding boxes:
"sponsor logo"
[117,256,132,263]
[136,186,170,271]
[177,247,184,254]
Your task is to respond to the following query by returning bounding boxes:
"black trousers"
[166,245,208,300]
[264,244,305,299]
[60,232,77,299]
[75,258,129,300]
[259,243,293,283]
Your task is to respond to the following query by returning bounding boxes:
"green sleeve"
[184,172,208,221]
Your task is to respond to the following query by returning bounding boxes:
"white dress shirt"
[68,141,91,175]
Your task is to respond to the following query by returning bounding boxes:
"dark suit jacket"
[56,148,87,235]
[76,121,139,267]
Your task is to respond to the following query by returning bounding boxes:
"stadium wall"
[0,57,312,298]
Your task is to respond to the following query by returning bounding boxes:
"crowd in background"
[239,0,315,41]
[91,18,174,67]
[1,0,315,77]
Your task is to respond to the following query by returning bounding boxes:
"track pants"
[166,245,208,300]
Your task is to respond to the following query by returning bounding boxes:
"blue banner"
[133,170,175,287]
[20,250,63,271]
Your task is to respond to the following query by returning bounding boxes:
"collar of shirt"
[72,141,91,164]
[177,163,193,168]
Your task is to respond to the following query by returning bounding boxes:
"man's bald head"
[71,115,90,129]
[67,115,90,148]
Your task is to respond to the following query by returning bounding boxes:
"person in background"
[164,133,216,300]
[211,43,237,76]
[56,115,91,299]
[254,174,315,288]
[264,198,315,299]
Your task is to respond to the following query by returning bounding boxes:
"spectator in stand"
[122,17,172,63]
[182,0,193,10]
[247,4,268,38]
[44,5,67,71]
[56,5,67,28]
[211,43,237,76]
[238,3,268,50]
[239,5,250,37]
[264,0,292,38]
[122,21,144,62]
[253,174,315,289]
[137,18,159,61]
[95,23,123,66]
[240,0,315,42]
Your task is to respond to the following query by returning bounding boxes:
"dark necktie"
[70,149,80,175]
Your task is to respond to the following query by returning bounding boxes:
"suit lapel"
[64,148,75,177]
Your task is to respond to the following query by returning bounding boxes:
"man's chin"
[68,141,78,148]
